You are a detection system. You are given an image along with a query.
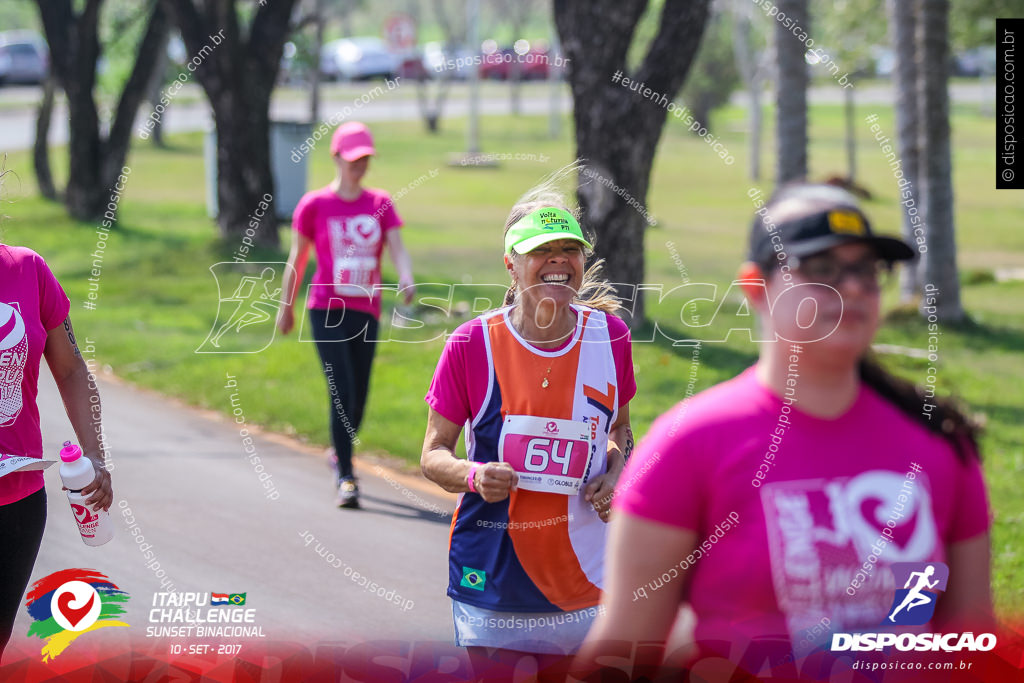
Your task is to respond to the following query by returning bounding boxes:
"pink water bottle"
[58,441,113,546]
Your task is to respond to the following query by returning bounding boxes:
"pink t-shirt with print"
[0,245,71,505]
[616,366,990,660]
[293,186,403,319]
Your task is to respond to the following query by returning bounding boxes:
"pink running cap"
[330,121,376,161]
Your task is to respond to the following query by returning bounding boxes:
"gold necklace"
[511,307,572,388]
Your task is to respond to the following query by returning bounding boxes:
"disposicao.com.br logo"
[25,569,129,661]
[830,562,996,653]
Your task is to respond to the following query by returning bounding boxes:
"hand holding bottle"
[59,441,114,546]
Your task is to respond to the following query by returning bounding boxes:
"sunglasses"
[787,254,894,291]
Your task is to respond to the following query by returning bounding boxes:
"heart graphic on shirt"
[56,591,95,629]
[0,302,26,351]
[844,470,937,562]
[346,216,380,245]
[860,498,918,548]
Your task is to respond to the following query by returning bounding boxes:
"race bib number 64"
[498,415,592,495]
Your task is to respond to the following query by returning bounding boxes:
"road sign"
[384,13,416,51]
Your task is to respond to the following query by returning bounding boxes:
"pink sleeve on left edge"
[35,253,71,330]
[293,192,317,240]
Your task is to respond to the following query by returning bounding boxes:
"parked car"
[479,39,559,81]
[422,41,475,80]
[396,48,429,81]
[0,31,47,85]
[320,37,398,81]
[953,47,996,78]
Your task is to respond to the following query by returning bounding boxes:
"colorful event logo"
[884,562,949,626]
[24,569,129,661]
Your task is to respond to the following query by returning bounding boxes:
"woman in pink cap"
[0,171,113,658]
[277,121,415,508]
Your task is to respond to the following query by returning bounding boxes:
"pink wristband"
[467,463,482,493]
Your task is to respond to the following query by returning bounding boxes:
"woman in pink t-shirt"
[576,184,993,678]
[0,241,113,658]
[276,122,415,509]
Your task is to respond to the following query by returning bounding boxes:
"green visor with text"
[504,207,593,254]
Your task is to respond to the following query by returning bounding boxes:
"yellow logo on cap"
[828,210,866,236]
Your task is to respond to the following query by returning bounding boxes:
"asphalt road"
[0,79,995,154]
[0,82,572,153]
[5,365,461,663]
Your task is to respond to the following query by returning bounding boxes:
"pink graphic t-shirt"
[293,186,403,319]
[425,311,637,427]
[0,245,71,505]
[616,366,990,659]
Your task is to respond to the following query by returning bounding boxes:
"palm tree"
[916,0,963,321]
[774,0,809,184]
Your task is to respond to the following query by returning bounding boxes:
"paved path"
[5,365,461,668]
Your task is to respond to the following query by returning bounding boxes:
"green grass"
[1,102,1021,618]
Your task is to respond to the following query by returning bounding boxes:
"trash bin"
[205,120,314,221]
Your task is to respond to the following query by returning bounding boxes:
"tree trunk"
[750,83,763,181]
[416,76,451,133]
[510,56,523,115]
[212,91,277,245]
[916,0,963,321]
[555,0,712,327]
[309,0,324,124]
[163,0,297,247]
[888,0,921,301]
[145,29,171,147]
[37,0,169,221]
[33,72,58,200]
[49,0,104,220]
[774,0,809,184]
[732,5,763,180]
[844,84,856,180]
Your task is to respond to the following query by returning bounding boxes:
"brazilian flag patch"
[460,567,486,591]
[229,593,246,605]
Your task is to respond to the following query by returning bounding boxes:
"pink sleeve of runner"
[293,192,317,240]
[36,253,71,330]
[425,320,479,426]
[607,315,636,406]
[614,402,706,532]
[948,452,992,542]
[378,192,403,231]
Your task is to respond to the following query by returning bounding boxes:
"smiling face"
[505,238,586,311]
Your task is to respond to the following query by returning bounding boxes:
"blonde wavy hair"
[501,164,620,315]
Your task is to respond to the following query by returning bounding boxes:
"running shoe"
[336,477,360,509]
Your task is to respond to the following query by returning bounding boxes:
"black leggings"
[309,308,379,481]
[0,488,46,659]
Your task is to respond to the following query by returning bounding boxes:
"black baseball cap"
[748,205,916,267]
